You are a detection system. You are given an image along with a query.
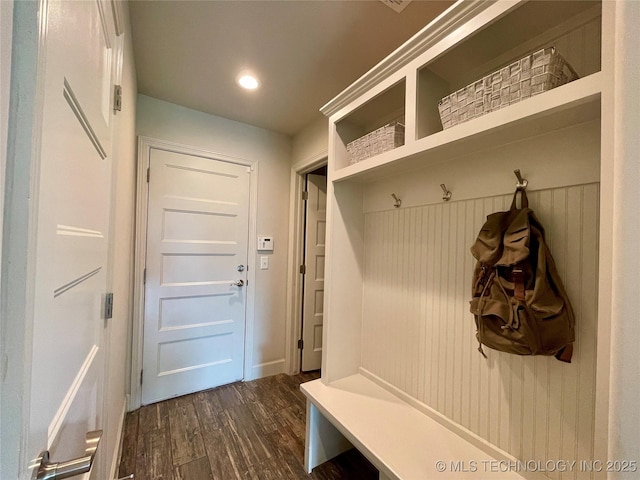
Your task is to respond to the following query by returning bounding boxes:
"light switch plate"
[260,256,269,270]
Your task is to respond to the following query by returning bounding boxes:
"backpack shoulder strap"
[510,188,529,210]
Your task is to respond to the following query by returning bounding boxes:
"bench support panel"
[304,399,353,473]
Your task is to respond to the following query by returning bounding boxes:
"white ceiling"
[128,0,454,137]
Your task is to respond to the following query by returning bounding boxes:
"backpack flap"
[470,190,530,266]
[501,209,531,267]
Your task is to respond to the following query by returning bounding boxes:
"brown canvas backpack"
[470,189,575,362]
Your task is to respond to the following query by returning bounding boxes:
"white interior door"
[301,173,327,371]
[142,148,250,405]
[26,0,116,478]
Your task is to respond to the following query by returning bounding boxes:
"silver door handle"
[231,279,244,287]
[32,430,102,480]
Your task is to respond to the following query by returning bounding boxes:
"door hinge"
[298,339,304,349]
[140,370,143,385]
[302,191,309,201]
[104,292,114,319]
[143,268,146,284]
[300,264,306,274]
[146,167,150,183]
[113,85,122,112]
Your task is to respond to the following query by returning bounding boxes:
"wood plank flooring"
[118,372,378,479]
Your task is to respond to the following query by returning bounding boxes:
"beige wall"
[136,94,293,379]
[291,115,328,170]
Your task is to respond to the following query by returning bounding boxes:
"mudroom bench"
[301,374,526,480]
[304,0,612,478]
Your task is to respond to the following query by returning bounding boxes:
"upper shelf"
[327,0,601,177]
[332,72,602,184]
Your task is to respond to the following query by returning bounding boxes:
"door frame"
[1,2,44,477]
[284,152,327,374]
[130,136,258,410]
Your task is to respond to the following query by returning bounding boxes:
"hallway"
[118,372,377,479]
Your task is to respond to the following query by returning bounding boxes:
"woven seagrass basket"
[438,47,578,129]
[346,122,405,165]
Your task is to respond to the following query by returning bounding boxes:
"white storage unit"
[301,1,637,479]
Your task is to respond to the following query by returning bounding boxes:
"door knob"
[32,430,102,480]
[230,279,245,287]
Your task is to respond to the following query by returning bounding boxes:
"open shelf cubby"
[417,0,601,139]
[330,0,602,182]
[334,79,406,172]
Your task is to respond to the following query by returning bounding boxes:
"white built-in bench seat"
[301,374,526,480]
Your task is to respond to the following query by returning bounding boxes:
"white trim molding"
[130,136,259,409]
[249,358,286,381]
[108,396,128,480]
[285,152,327,375]
[109,0,125,37]
[1,1,50,478]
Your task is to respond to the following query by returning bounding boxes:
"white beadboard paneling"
[554,13,601,79]
[362,119,600,214]
[362,184,599,475]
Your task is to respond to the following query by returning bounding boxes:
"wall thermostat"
[257,236,274,252]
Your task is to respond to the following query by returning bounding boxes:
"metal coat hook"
[440,184,452,201]
[514,169,528,190]
[391,193,402,208]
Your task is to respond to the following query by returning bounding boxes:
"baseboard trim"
[246,358,285,381]
[108,396,128,479]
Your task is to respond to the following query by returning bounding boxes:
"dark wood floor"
[118,372,378,479]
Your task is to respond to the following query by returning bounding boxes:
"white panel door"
[142,148,250,405]
[302,174,327,371]
[27,0,116,478]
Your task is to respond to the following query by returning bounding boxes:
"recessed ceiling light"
[237,73,259,90]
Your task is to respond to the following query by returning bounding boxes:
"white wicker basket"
[346,122,405,165]
[438,47,578,130]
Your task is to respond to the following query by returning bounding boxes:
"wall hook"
[391,193,402,208]
[440,184,452,201]
[514,169,528,190]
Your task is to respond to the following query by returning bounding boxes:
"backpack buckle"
[512,267,525,301]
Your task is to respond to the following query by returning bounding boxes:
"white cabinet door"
[27,0,116,478]
[142,148,250,405]
[302,174,327,371]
